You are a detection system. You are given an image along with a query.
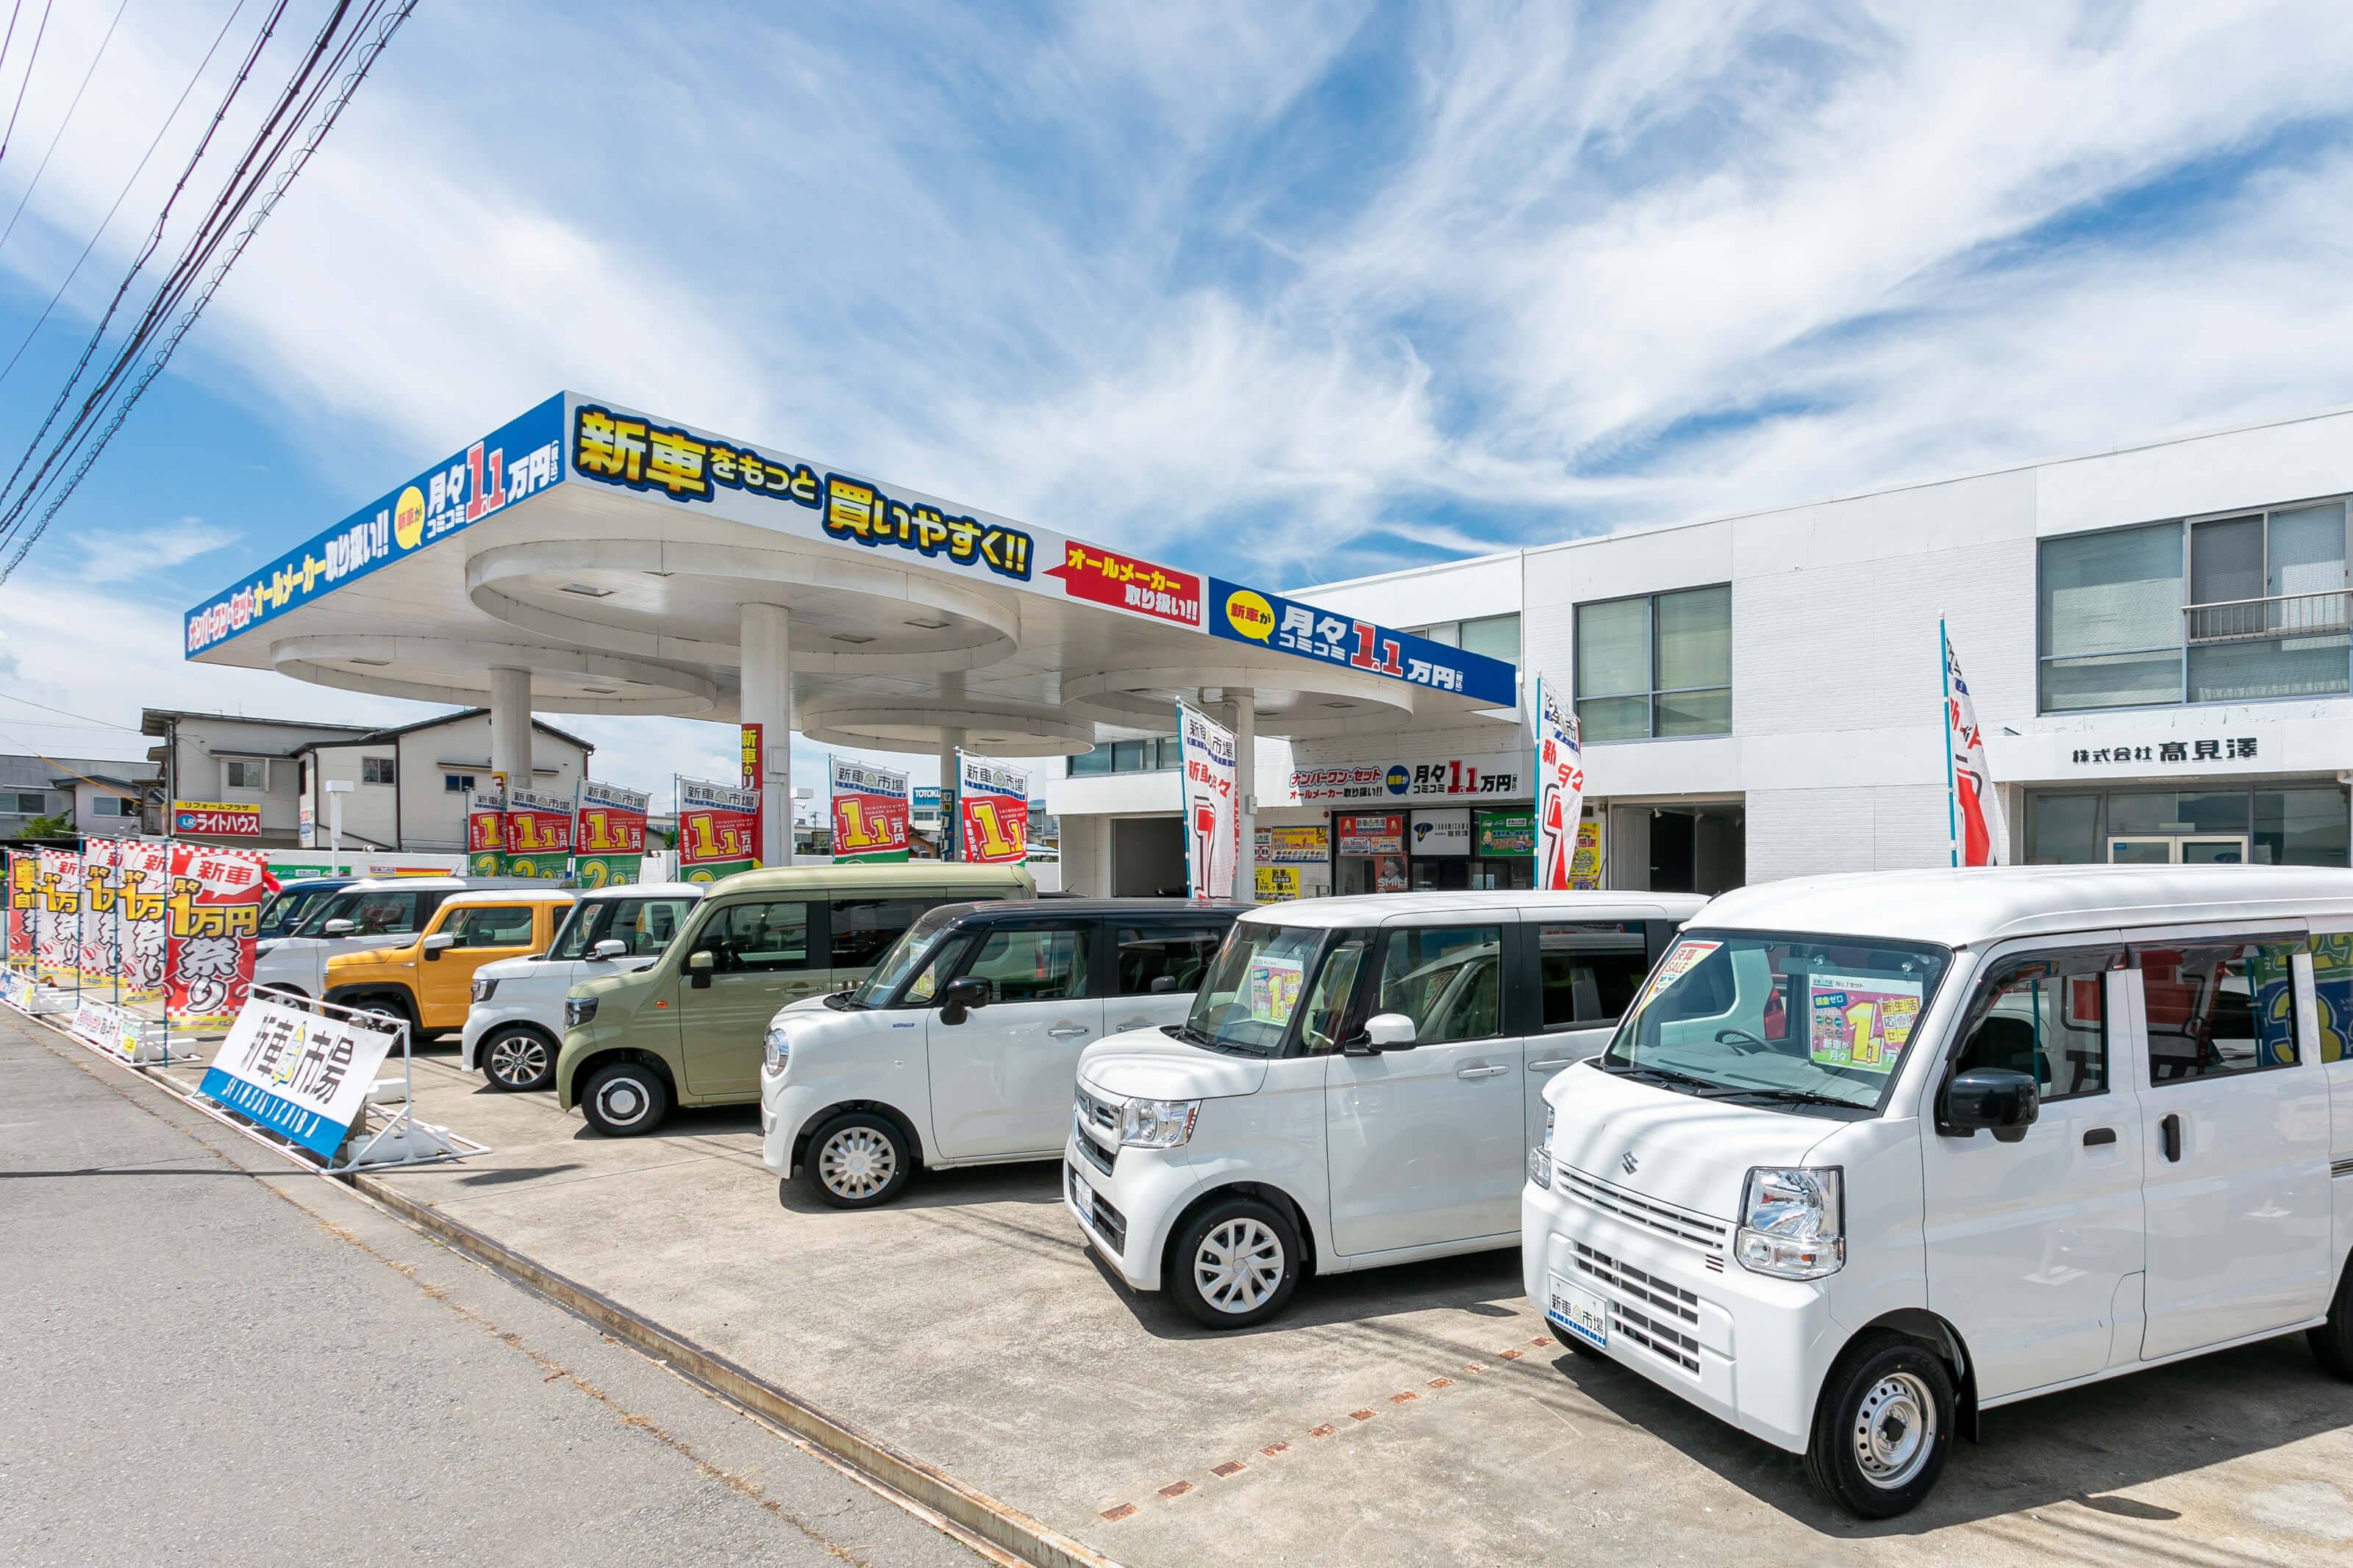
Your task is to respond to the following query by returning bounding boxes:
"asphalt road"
[0,1014,985,1568]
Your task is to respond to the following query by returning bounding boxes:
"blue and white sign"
[185,396,566,654]
[198,998,397,1157]
[1205,579,1516,707]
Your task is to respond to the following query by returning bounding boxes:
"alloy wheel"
[488,1034,550,1088]
[1193,1217,1285,1314]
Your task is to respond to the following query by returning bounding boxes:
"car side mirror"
[421,932,455,960]
[1148,974,1178,994]
[1941,1067,2040,1143]
[321,918,355,937]
[590,939,628,962]
[687,948,715,989]
[1362,1012,1418,1052]
[938,975,989,1026]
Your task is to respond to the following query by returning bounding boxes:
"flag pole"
[1938,619,1960,868]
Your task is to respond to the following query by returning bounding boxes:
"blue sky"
[7,0,2353,798]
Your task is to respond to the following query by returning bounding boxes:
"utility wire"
[0,4,26,124]
[0,0,245,390]
[0,0,126,263]
[0,0,49,168]
[0,687,145,730]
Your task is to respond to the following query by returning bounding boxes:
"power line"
[0,0,50,169]
[0,0,119,262]
[0,0,246,391]
[0,687,144,731]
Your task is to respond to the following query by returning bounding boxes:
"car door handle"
[1527,1057,1573,1072]
[1048,1025,1093,1038]
[1457,1064,1509,1079]
[2160,1113,2182,1163]
[2082,1126,2116,1147]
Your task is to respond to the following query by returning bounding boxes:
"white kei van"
[460,884,704,1090]
[1523,865,2353,1519]
[1064,892,1704,1328]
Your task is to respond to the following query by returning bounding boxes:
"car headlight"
[563,996,599,1030]
[763,1025,790,1075]
[471,976,499,1003]
[1735,1167,1843,1280]
[1529,1103,1554,1189]
[1119,1097,1199,1149]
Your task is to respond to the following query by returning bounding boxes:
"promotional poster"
[163,845,274,1030]
[4,851,35,963]
[957,753,1029,866]
[1535,678,1585,891]
[1176,702,1238,903]
[573,780,649,887]
[677,776,759,881]
[503,788,574,878]
[465,776,507,876]
[199,997,401,1158]
[830,757,912,862]
[35,848,78,984]
[77,837,117,987]
[116,840,171,1001]
[1942,624,2009,867]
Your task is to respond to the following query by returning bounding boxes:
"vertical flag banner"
[1535,678,1585,891]
[117,840,170,1000]
[36,848,79,984]
[677,776,759,882]
[740,721,765,859]
[957,753,1029,865]
[573,781,649,887]
[165,844,273,1029]
[466,776,507,876]
[1176,702,1238,903]
[5,851,35,964]
[199,997,399,1158]
[1941,624,2009,867]
[503,788,574,878]
[830,757,912,862]
[79,837,118,987]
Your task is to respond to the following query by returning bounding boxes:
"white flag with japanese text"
[1176,701,1238,903]
[1535,679,1585,890]
[1943,628,2009,867]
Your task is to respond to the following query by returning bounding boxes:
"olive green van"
[556,862,1033,1136]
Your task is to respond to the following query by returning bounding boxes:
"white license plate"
[1068,1166,1095,1217]
[1548,1272,1607,1349]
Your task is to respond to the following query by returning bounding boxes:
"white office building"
[1049,405,2353,897]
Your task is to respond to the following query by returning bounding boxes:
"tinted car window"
[299,889,426,937]
[1372,926,1503,1044]
[2138,940,2302,1082]
[443,905,537,948]
[1115,925,1228,995]
[700,901,814,973]
[1538,925,1648,1028]
[830,898,940,969]
[958,926,1092,1002]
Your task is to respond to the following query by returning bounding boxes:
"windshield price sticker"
[1807,974,1921,1074]
[1247,955,1305,1025]
[1627,939,1721,1020]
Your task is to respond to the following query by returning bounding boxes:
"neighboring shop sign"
[957,754,1031,866]
[1046,544,1204,629]
[1257,825,1329,864]
[1177,703,1239,903]
[831,757,912,863]
[1211,581,1515,707]
[2066,737,2261,767]
[1289,751,1525,805]
[677,776,760,881]
[573,781,649,887]
[199,997,399,1157]
[1335,814,1404,856]
[1255,866,1301,903]
[465,776,507,876]
[1410,809,1471,856]
[171,801,261,838]
[1571,820,1603,891]
[186,395,565,654]
[503,789,574,879]
[1474,809,1534,857]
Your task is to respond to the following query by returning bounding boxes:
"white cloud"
[74,516,238,583]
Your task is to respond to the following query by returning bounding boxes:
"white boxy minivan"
[1523,865,2353,1519]
[1064,892,1704,1328]
[460,883,704,1090]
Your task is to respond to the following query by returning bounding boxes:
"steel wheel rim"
[489,1035,549,1087]
[1852,1370,1936,1488]
[596,1077,650,1127]
[818,1127,896,1200]
[1193,1217,1285,1314]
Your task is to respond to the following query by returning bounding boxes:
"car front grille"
[1573,1242,1699,1327]
[1073,1123,1115,1176]
[1069,1162,1126,1253]
[1076,1082,1120,1138]
[1611,1302,1701,1375]
[1558,1165,1730,1255]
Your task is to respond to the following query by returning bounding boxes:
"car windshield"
[1182,923,1334,1056]
[851,905,968,1006]
[1602,928,1954,1111]
[551,895,697,959]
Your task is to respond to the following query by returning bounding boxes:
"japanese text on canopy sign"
[573,781,648,888]
[466,776,507,876]
[503,789,574,879]
[185,395,564,653]
[173,801,261,838]
[957,754,1029,865]
[831,756,910,863]
[166,845,274,1028]
[1535,677,1584,891]
[1210,580,1516,708]
[1046,543,1203,629]
[1176,701,1238,903]
[678,776,758,881]
[199,997,398,1157]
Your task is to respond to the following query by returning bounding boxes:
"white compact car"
[1523,864,2353,1519]
[251,876,524,1002]
[760,899,1243,1208]
[461,883,704,1090]
[1063,892,1702,1328]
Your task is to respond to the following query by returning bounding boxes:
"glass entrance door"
[2106,835,2252,864]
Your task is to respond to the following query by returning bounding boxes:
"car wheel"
[482,1028,556,1092]
[801,1111,911,1209]
[346,995,413,1038]
[1169,1197,1302,1330]
[2309,1256,2353,1378]
[579,1061,670,1137]
[251,984,309,1009]
[1803,1332,1954,1519]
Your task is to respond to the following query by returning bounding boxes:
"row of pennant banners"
[464,778,653,885]
[4,841,276,1028]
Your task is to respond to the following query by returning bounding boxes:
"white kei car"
[461,883,704,1091]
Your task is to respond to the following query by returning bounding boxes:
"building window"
[223,758,267,791]
[2025,786,2349,867]
[90,795,127,817]
[1409,614,1521,665]
[444,774,475,793]
[2038,504,2351,712]
[13,792,43,813]
[363,756,396,785]
[1574,585,1731,742]
[1067,737,1182,776]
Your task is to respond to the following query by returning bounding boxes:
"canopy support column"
[741,602,793,868]
[488,666,532,797]
[1232,688,1256,904]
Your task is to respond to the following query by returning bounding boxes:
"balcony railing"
[2184,589,2353,645]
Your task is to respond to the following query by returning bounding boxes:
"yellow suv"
[324,887,576,1037]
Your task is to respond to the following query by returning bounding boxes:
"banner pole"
[1938,618,1960,869]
